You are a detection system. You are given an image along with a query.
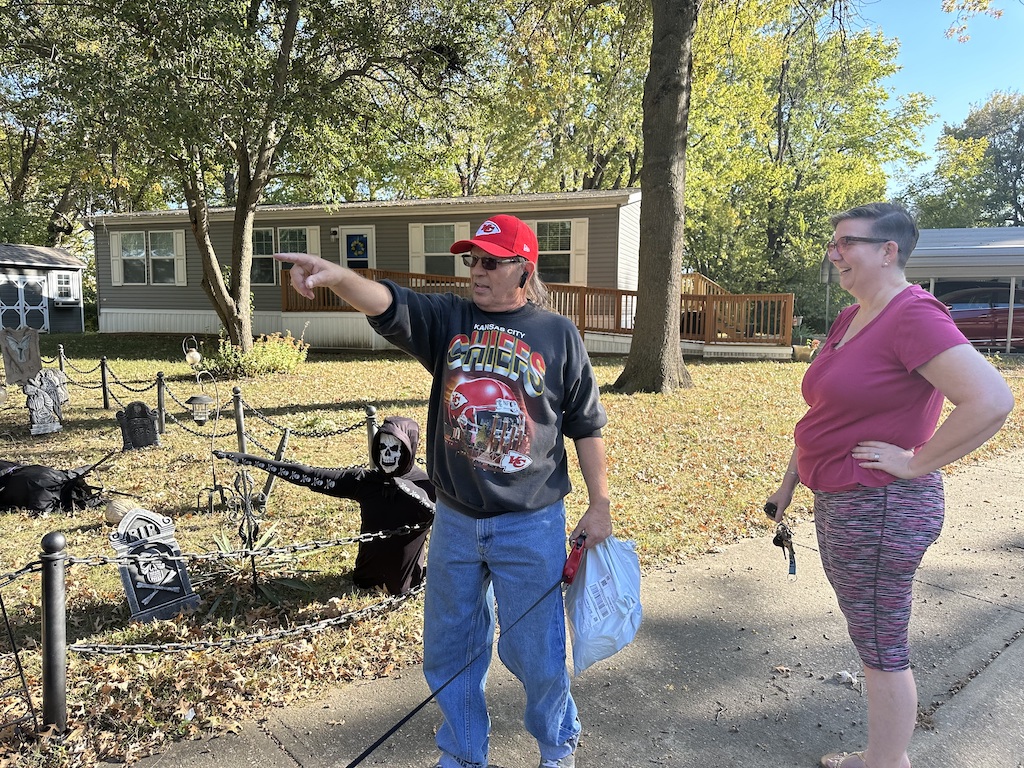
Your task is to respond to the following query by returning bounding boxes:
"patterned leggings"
[814,473,944,672]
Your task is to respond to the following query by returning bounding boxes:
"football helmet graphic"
[445,377,532,472]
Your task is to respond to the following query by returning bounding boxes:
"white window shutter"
[409,223,425,273]
[453,221,471,276]
[110,232,124,286]
[570,218,588,285]
[306,226,320,257]
[174,230,187,286]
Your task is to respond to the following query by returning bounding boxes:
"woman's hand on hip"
[854,441,916,478]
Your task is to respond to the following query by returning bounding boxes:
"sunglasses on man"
[461,254,526,270]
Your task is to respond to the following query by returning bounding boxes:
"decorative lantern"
[186,370,218,425]
[185,391,215,424]
[182,335,202,367]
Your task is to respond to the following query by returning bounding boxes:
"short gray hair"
[829,202,919,268]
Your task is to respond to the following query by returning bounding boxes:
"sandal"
[820,752,867,768]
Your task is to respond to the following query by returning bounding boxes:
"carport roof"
[821,227,1024,283]
[0,243,85,269]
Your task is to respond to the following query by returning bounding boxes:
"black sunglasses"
[461,254,525,270]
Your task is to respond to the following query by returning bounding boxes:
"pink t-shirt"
[794,285,969,492]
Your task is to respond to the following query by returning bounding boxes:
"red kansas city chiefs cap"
[449,214,539,265]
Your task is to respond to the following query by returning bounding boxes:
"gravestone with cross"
[110,508,200,622]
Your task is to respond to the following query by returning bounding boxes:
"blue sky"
[852,0,1023,186]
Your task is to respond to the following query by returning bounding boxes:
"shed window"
[50,271,81,304]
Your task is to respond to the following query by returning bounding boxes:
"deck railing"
[281,269,793,346]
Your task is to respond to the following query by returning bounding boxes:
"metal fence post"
[40,531,67,734]
[57,344,66,373]
[156,372,166,433]
[365,405,378,461]
[233,386,247,453]
[100,357,110,410]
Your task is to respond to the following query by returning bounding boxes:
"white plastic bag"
[564,535,642,676]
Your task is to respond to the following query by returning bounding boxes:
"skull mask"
[377,433,403,474]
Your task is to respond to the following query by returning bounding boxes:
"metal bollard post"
[156,372,166,433]
[365,405,378,461]
[40,531,67,734]
[233,386,247,453]
[100,357,110,410]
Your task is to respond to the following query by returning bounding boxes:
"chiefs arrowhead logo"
[477,220,501,235]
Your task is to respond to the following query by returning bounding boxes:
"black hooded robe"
[215,416,434,595]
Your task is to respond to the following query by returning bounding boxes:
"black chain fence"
[1,343,430,735]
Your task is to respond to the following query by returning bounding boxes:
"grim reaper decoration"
[215,416,434,595]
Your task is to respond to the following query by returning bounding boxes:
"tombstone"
[116,401,160,450]
[0,327,41,387]
[24,369,69,435]
[110,508,200,622]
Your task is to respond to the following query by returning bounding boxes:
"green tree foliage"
[3,0,480,350]
[0,6,171,250]
[901,91,1024,228]
[899,134,993,228]
[946,90,1024,225]
[681,0,931,334]
[374,0,650,198]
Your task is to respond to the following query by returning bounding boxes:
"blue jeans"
[424,499,580,768]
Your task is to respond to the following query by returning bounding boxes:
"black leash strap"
[344,535,586,768]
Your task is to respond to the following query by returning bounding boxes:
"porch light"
[182,335,202,367]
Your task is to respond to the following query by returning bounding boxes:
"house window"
[536,221,572,284]
[409,222,468,275]
[121,231,148,284]
[111,229,186,287]
[279,227,308,254]
[149,231,177,284]
[251,228,276,285]
[274,225,320,274]
[424,224,456,276]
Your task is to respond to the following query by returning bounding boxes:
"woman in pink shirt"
[766,203,1013,768]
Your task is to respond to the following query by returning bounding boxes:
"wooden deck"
[281,269,795,355]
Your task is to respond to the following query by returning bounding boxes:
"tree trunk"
[179,156,253,351]
[613,0,698,394]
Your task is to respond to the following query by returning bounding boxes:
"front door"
[339,227,376,271]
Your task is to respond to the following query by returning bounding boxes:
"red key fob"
[562,535,587,584]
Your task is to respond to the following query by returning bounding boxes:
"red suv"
[937,287,1024,350]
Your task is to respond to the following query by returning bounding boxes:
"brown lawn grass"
[1,333,1022,766]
